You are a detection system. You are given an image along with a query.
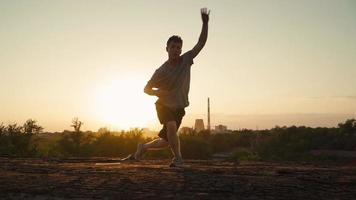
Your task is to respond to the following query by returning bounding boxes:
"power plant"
[193,97,229,133]
[194,119,205,132]
[194,97,210,132]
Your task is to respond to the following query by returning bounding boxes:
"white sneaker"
[169,158,186,168]
[120,154,137,162]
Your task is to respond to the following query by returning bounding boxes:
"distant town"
[180,119,229,134]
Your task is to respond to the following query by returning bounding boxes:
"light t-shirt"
[146,51,194,108]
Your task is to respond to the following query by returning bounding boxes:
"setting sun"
[90,76,156,130]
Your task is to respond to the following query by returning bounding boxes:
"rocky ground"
[0,157,355,199]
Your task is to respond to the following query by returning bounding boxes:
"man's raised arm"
[191,8,210,59]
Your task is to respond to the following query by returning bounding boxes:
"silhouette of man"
[124,8,210,167]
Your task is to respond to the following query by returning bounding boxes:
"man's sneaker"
[169,158,185,168]
[120,154,138,162]
[134,143,145,160]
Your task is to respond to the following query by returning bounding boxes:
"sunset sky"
[1,0,355,132]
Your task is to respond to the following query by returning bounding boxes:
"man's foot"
[120,154,138,162]
[169,158,186,168]
[134,143,145,160]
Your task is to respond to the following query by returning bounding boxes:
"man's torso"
[149,51,194,108]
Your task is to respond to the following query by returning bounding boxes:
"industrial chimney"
[207,97,211,131]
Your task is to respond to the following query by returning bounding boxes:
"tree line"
[0,118,355,161]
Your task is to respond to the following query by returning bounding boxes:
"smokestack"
[208,97,211,131]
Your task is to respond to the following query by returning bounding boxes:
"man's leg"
[134,138,169,159]
[166,121,182,161]
[175,114,184,160]
[143,138,169,150]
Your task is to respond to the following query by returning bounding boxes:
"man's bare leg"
[134,121,182,161]
[144,138,169,150]
[166,121,182,161]
[134,138,169,159]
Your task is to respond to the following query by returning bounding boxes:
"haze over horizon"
[1,0,355,132]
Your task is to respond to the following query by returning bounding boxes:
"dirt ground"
[0,157,355,199]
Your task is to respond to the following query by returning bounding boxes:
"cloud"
[335,96,356,99]
[309,95,356,100]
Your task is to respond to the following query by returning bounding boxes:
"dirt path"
[0,157,355,199]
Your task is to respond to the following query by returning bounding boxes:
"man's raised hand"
[190,8,210,58]
[201,8,210,24]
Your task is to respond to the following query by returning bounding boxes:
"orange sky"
[1,0,355,131]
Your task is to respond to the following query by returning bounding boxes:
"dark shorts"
[155,103,185,141]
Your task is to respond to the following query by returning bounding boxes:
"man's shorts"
[155,103,185,141]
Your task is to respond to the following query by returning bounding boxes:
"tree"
[338,119,356,135]
[71,117,83,133]
[0,123,5,136]
[23,119,43,135]
[55,118,95,156]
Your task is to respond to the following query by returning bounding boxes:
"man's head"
[166,35,182,60]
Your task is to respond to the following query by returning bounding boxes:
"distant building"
[214,124,227,133]
[179,126,194,135]
[194,119,205,132]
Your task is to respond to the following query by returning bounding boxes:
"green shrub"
[230,148,260,161]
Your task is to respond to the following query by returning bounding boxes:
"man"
[123,8,210,167]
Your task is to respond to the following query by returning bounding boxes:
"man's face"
[166,42,182,60]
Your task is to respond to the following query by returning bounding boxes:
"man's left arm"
[191,8,210,59]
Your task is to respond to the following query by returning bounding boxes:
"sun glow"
[90,76,157,130]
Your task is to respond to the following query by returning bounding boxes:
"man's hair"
[166,35,183,46]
